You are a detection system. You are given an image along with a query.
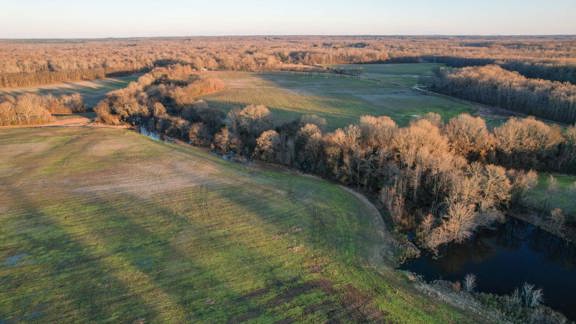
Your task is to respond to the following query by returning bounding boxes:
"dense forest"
[429,65,576,124]
[1,36,575,88]
[94,65,576,252]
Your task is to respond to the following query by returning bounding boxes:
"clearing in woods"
[201,63,476,129]
[0,74,140,108]
[0,126,482,323]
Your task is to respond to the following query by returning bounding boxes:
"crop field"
[0,127,476,323]
[201,64,476,129]
[524,174,576,219]
[0,74,140,108]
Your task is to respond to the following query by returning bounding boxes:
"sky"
[0,0,574,38]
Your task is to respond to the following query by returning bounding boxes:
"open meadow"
[0,74,140,108]
[0,126,484,323]
[201,64,477,129]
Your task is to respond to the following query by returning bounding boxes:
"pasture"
[0,127,476,323]
[201,64,476,129]
[0,74,140,108]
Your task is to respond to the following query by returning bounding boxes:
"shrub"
[463,274,477,293]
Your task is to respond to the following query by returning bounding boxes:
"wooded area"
[0,93,85,125]
[429,65,576,124]
[1,36,575,88]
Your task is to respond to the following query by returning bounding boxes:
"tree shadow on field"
[201,184,388,322]
[87,187,383,322]
[74,191,297,322]
[218,181,368,263]
[1,186,154,323]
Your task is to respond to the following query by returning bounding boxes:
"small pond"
[402,218,576,320]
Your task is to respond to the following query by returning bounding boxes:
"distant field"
[339,63,440,86]
[0,74,140,108]
[525,174,576,219]
[0,127,474,323]
[202,64,476,129]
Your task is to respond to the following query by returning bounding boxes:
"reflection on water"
[402,218,576,320]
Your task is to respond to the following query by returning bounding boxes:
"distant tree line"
[1,36,574,88]
[0,93,85,126]
[0,68,149,89]
[428,65,576,124]
[386,55,576,84]
[500,61,576,84]
[93,65,576,251]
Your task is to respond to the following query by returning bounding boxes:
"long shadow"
[1,186,155,323]
[73,191,286,321]
[2,128,396,321]
[86,184,377,321]
[216,178,369,264]
[208,183,391,321]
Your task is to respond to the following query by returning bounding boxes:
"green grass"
[337,63,440,78]
[0,74,140,108]
[201,64,476,129]
[524,174,576,219]
[0,127,475,323]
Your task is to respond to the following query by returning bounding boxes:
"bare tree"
[254,130,280,162]
[463,274,477,293]
[444,114,493,161]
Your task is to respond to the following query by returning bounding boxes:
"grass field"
[524,174,576,219]
[0,126,479,323]
[201,64,476,129]
[0,74,140,108]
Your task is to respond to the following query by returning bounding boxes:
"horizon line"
[1,33,576,41]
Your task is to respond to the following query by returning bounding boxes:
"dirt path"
[0,115,131,129]
[46,116,92,127]
[336,185,414,269]
[251,161,403,268]
[0,116,90,129]
[339,186,390,266]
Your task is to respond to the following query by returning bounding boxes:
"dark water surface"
[402,219,576,320]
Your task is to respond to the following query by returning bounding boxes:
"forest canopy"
[429,65,576,123]
[1,36,575,88]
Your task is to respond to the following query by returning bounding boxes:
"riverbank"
[401,217,576,322]
[509,209,575,244]
[408,276,569,324]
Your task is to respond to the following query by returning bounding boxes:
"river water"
[402,218,576,320]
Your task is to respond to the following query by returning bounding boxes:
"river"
[402,218,576,320]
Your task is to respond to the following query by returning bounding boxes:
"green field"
[524,174,576,219]
[201,64,476,129]
[0,127,481,323]
[0,74,140,108]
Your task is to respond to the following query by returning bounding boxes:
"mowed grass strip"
[201,64,475,129]
[0,127,473,323]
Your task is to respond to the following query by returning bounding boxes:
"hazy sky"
[0,0,574,38]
